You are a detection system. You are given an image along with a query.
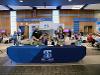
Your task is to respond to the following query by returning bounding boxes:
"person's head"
[35,26,39,31]
[69,29,71,31]
[55,30,58,35]
[58,26,63,30]
[89,33,92,36]
[32,26,35,31]
[18,28,21,33]
[44,32,48,35]
[14,31,17,34]
[59,26,63,29]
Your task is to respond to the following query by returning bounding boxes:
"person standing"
[12,31,18,45]
[68,29,72,40]
[87,33,95,46]
[57,26,65,45]
[17,29,22,45]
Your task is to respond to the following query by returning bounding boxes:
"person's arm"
[32,36,39,41]
[32,31,37,41]
[39,35,43,40]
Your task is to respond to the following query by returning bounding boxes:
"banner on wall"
[73,21,79,33]
[39,21,64,37]
[73,18,97,22]
[40,21,64,30]
[29,22,64,39]
[17,18,52,22]
[96,22,100,32]
[39,21,53,30]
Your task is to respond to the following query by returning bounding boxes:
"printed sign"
[41,50,54,62]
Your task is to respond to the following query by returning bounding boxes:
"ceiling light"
[68,0,72,2]
[19,0,23,2]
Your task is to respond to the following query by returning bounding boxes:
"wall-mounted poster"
[53,23,64,30]
[39,21,53,30]
[40,21,64,30]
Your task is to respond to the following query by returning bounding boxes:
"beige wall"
[0,10,97,35]
[94,11,100,18]
[0,11,10,35]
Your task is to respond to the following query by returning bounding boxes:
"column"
[10,11,17,35]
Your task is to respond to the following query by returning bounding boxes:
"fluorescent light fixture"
[72,5,84,9]
[0,5,9,10]
[61,5,72,9]
[35,6,57,9]
[9,6,33,10]
[84,4,100,10]
[61,5,84,9]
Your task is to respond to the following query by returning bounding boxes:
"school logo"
[41,50,54,62]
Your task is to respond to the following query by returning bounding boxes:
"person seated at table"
[39,33,55,45]
[87,33,95,46]
[57,26,64,39]
[94,35,100,48]
[57,26,65,45]
[0,33,3,43]
[68,29,72,40]
[53,30,58,40]
[40,33,49,45]
[32,27,42,45]
[17,29,22,45]
[64,36,71,45]
[12,31,18,45]
[47,36,55,46]
[74,33,79,40]
[3,34,9,44]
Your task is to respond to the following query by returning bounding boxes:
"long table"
[7,45,86,63]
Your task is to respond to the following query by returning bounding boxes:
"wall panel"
[0,11,10,35]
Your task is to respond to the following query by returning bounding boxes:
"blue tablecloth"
[7,45,86,63]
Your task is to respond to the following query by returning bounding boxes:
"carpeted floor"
[86,48,100,55]
[0,65,100,75]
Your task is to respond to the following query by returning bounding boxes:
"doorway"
[84,26,92,34]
